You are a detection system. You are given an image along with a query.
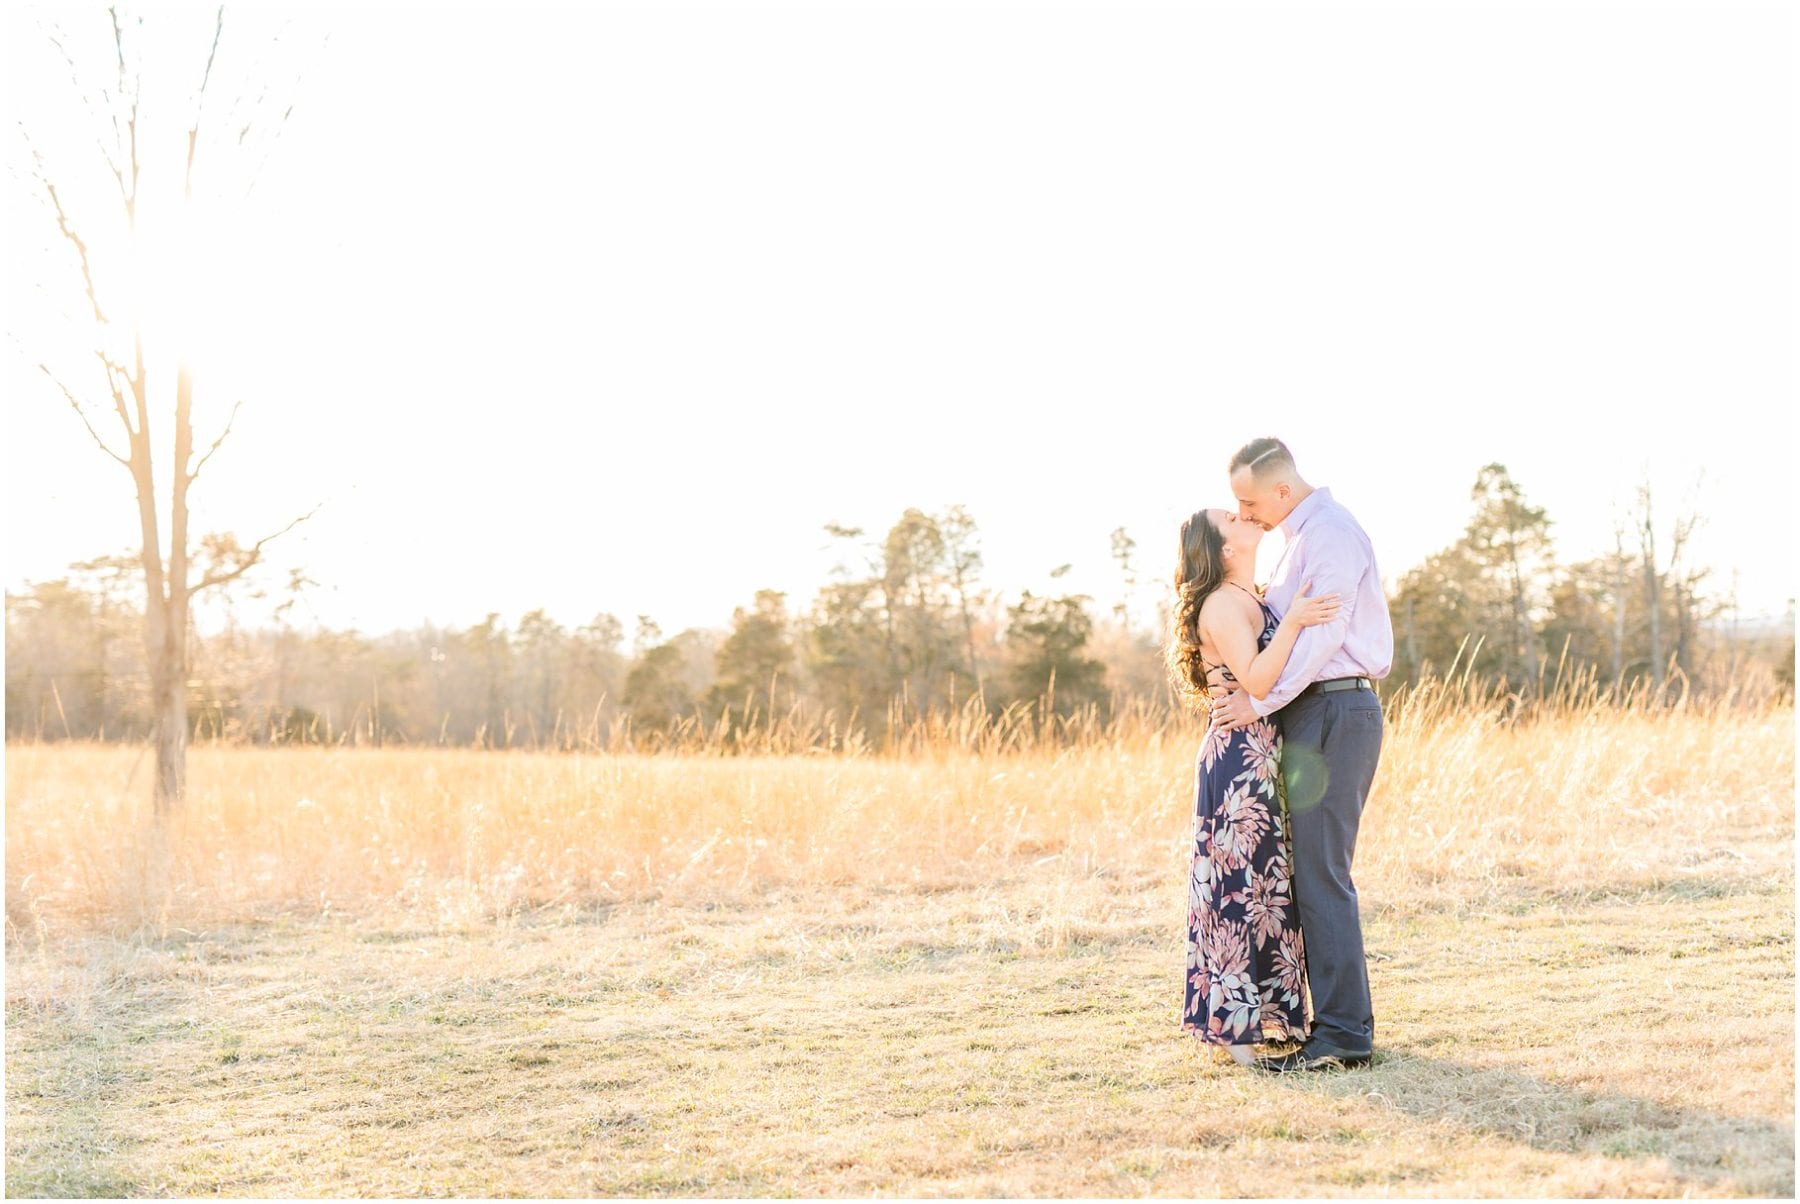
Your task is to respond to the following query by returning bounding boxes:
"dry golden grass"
[5,690,1794,1196]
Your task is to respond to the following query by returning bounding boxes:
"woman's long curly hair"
[1165,509,1228,711]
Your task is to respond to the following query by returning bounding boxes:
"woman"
[1168,508,1339,1065]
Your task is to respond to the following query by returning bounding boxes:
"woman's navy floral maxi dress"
[1183,597,1312,1046]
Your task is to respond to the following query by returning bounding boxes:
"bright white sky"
[4,0,1795,640]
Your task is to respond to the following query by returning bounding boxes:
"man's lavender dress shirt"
[1250,486,1394,718]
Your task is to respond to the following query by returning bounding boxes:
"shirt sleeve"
[1250,522,1367,717]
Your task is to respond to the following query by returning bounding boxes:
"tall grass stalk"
[6,670,1791,943]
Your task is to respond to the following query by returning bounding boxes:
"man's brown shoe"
[1254,1043,1372,1073]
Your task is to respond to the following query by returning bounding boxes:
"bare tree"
[1632,475,1707,693]
[20,6,317,814]
[1636,483,1662,689]
[1610,521,1628,685]
[940,505,986,699]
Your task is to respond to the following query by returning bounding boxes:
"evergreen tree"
[706,590,795,722]
[622,643,693,732]
[1465,464,1554,684]
[1002,590,1107,716]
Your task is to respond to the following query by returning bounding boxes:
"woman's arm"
[1200,583,1339,700]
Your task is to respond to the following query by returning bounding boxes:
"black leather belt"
[1298,675,1374,701]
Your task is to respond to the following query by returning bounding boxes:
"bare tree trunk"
[878,581,902,705]
[1666,505,1700,682]
[1637,487,1662,691]
[1729,568,1741,668]
[957,588,981,698]
[1610,530,1626,685]
[943,509,984,699]
[126,321,189,814]
[26,9,318,814]
[1403,591,1419,680]
[1504,515,1528,686]
[944,562,980,700]
[155,361,196,812]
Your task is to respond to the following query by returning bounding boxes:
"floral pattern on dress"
[1197,720,1232,774]
[1182,596,1312,1047]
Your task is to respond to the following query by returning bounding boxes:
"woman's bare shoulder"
[1198,587,1258,631]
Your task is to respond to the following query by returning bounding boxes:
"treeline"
[6,506,1165,749]
[1389,465,1791,698]
[6,469,1792,747]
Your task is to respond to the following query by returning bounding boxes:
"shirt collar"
[1279,486,1331,538]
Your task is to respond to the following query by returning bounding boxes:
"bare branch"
[197,8,225,110]
[109,7,127,87]
[109,6,140,219]
[19,113,138,443]
[186,6,225,199]
[39,17,126,189]
[83,310,130,381]
[1668,490,1704,578]
[24,137,108,326]
[187,399,242,483]
[239,24,326,200]
[94,348,136,432]
[192,503,323,593]
[218,16,287,139]
[40,363,130,466]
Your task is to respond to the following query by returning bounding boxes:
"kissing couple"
[1169,436,1395,1072]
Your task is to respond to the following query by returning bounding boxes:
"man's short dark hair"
[1229,437,1295,481]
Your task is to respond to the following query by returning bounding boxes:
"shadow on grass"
[1267,1046,1795,1194]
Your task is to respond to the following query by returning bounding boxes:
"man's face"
[1230,466,1290,531]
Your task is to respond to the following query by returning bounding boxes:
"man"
[1210,436,1393,1072]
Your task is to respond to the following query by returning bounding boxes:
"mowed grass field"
[6,694,1794,1197]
